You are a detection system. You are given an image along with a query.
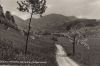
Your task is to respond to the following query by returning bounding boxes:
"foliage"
[5,11,12,20]
[0,5,17,30]
[17,0,47,16]
[66,28,90,49]
[63,24,100,56]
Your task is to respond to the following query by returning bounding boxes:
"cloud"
[11,11,29,20]
[1,0,100,19]
[47,4,53,8]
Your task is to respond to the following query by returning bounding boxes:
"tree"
[5,11,17,29]
[17,0,47,55]
[11,16,15,23]
[64,24,100,56]
[0,5,5,24]
[5,11,12,21]
[66,28,89,56]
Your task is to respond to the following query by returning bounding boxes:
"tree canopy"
[17,0,47,16]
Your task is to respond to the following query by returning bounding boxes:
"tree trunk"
[73,42,75,56]
[73,35,76,56]
[25,12,33,55]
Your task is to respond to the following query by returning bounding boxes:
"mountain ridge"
[26,14,77,33]
[14,13,100,34]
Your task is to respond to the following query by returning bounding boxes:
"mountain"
[26,14,77,33]
[13,13,99,34]
[66,18,100,30]
[26,14,100,33]
[14,15,28,31]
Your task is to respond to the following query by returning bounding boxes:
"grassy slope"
[0,26,54,54]
[14,15,28,31]
[57,36,100,66]
[53,22,100,66]
[26,14,77,32]
[0,25,58,66]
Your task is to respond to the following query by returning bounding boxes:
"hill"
[66,18,100,30]
[26,14,77,33]
[26,14,100,34]
[14,15,28,31]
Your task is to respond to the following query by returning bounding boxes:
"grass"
[57,37,100,66]
[1,23,100,66]
[0,26,58,66]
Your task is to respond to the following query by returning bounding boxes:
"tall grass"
[0,38,58,66]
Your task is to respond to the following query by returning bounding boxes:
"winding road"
[56,44,79,66]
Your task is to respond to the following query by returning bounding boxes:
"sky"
[0,0,100,20]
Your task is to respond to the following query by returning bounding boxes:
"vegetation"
[0,22,57,66]
[0,0,100,66]
[65,25,90,56]
[0,5,18,30]
[17,0,47,54]
[0,37,57,66]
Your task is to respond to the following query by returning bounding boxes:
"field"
[1,23,100,66]
[0,27,58,66]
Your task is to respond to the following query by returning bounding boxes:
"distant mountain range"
[26,14,77,32]
[14,14,100,33]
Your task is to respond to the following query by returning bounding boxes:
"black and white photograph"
[0,0,100,66]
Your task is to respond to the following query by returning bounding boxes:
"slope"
[26,14,77,33]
